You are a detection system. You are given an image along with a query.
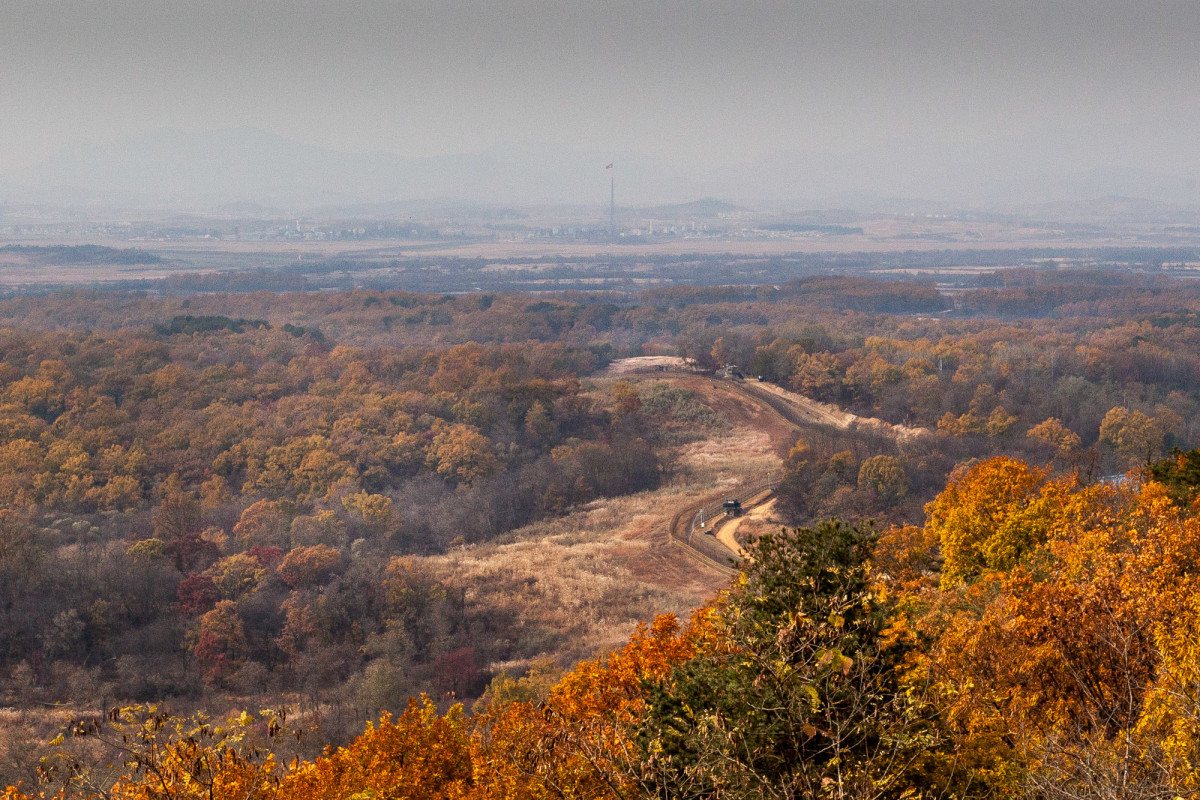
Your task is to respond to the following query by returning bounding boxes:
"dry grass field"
[408,365,915,677]
[598,355,691,376]
[0,252,183,285]
[410,371,794,674]
[413,423,782,670]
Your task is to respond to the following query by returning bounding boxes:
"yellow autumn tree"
[921,476,1200,796]
[278,698,474,800]
[341,490,396,533]
[206,553,265,600]
[926,457,1058,585]
[1099,406,1166,468]
[1027,416,1082,457]
[35,706,283,800]
[426,423,499,484]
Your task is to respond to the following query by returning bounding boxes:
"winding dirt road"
[600,358,928,574]
[713,495,777,559]
[602,356,927,443]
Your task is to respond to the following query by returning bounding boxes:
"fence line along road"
[667,472,779,578]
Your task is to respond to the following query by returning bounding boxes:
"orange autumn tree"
[9,613,715,800]
[278,697,474,800]
[901,457,1200,797]
[472,608,722,800]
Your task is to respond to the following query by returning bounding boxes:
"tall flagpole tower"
[606,161,615,240]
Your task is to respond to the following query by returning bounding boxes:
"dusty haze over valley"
[8,4,1200,800]
[3,1,1200,212]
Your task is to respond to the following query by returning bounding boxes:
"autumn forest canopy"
[4,266,1200,797]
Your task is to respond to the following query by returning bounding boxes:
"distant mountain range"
[2,126,1199,216]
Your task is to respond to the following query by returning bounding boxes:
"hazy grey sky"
[2,1,1199,191]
